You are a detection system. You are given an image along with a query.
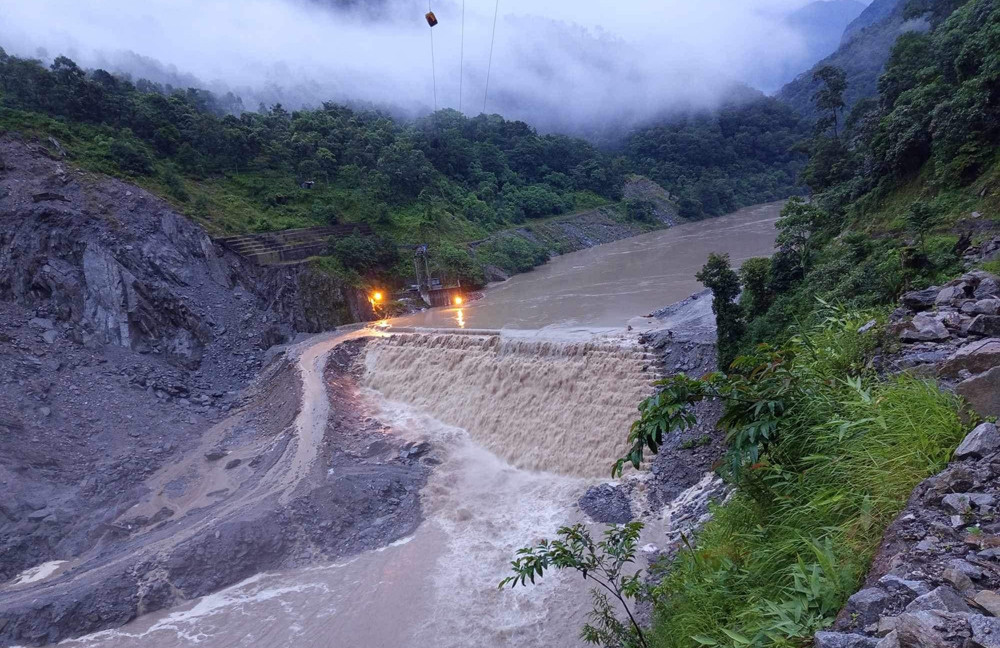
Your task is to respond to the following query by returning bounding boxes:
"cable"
[483,0,500,114]
[429,0,437,112]
[459,0,465,113]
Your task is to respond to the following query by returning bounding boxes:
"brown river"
[58,202,780,648]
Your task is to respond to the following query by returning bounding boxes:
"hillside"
[778,0,913,119]
[786,0,867,75]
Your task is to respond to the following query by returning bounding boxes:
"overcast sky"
[0,0,867,131]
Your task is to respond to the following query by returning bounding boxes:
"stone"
[942,493,995,514]
[938,339,1000,378]
[903,288,941,311]
[579,483,633,524]
[958,369,1000,419]
[880,575,932,598]
[974,300,1000,316]
[976,278,1000,300]
[901,314,951,342]
[970,316,1000,337]
[948,559,985,580]
[41,329,58,344]
[942,569,974,593]
[975,591,1000,617]
[937,284,969,305]
[896,611,965,648]
[969,614,1000,648]
[955,423,1000,459]
[815,632,879,648]
[876,630,900,648]
[205,450,228,461]
[878,617,901,637]
[28,317,55,330]
[905,586,972,613]
[847,588,890,627]
[224,459,241,469]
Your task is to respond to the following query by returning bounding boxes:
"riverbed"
[60,203,778,648]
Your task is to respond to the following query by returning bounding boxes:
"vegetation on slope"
[0,47,809,287]
[504,0,999,645]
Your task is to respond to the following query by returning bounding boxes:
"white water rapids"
[59,203,779,648]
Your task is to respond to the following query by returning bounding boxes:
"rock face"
[892,271,1000,418]
[0,136,371,371]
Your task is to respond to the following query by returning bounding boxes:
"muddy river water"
[61,203,779,648]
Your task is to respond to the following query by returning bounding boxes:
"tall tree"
[812,65,847,138]
[696,253,746,369]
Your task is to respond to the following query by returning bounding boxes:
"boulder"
[815,632,880,648]
[901,314,951,343]
[941,569,974,594]
[941,493,995,514]
[973,300,1000,316]
[938,339,1000,378]
[974,591,1000,617]
[969,316,1000,337]
[954,424,999,460]
[846,588,890,627]
[969,614,1000,648]
[976,278,1000,300]
[28,317,55,330]
[905,586,972,613]
[956,366,1000,418]
[879,575,932,599]
[41,329,58,344]
[896,611,968,648]
[903,288,941,311]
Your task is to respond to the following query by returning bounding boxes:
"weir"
[362,332,662,477]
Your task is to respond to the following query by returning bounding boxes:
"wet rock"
[901,314,951,342]
[942,569,974,593]
[846,588,890,627]
[969,614,1000,648]
[954,423,1000,459]
[970,317,1000,338]
[938,340,1000,378]
[579,483,633,524]
[205,450,228,461]
[896,611,968,648]
[880,575,932,598]
[976,278,1000,300]
[942,493,995,514]
[904,288,942,311]
[957,369,1000,418]
[224,459,241,469]
[974,591,1000,617]
[905,586,972,613]
[815,631,880,648]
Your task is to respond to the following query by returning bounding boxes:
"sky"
[0,0,870,132]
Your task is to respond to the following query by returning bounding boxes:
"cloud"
[0,0,831,132]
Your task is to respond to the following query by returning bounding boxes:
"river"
[60,202,779,648]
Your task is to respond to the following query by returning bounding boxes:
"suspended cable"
[459,0,465,113]
[483,0,500,114]
[428,0,437,112]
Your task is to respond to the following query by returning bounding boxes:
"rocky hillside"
[812,250,1000,648]
[0,134,388,645]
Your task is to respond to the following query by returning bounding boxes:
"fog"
[0,0,867,132]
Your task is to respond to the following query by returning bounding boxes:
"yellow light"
[372,291,383,302]
[453,295,463,305]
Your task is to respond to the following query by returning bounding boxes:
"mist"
[0,0,860,133]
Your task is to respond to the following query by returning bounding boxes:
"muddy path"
[0,327,429,647]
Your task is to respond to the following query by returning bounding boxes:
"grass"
[648,312,967,648]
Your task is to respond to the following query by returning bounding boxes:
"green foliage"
[812,66,848,138]
[501,522,649,648]
[328,231,401,278]
[642,310,965,648]
[626,97,807,219]
[476,235,550,275]
[738,258,774,319]
[624,198,658,223]
[696,253,746,369]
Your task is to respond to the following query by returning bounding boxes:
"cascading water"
[362,333,661,477]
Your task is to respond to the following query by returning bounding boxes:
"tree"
[905,201,936,247]
[624,198,657,223]
[696,253,745,369]
[812,66,847,138]
[500,523,649,648]
[739,257,773,318]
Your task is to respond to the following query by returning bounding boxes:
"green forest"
[0,46,807,287]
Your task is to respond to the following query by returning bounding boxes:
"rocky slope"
[813,247,1000,648]
[0,136,424,646]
